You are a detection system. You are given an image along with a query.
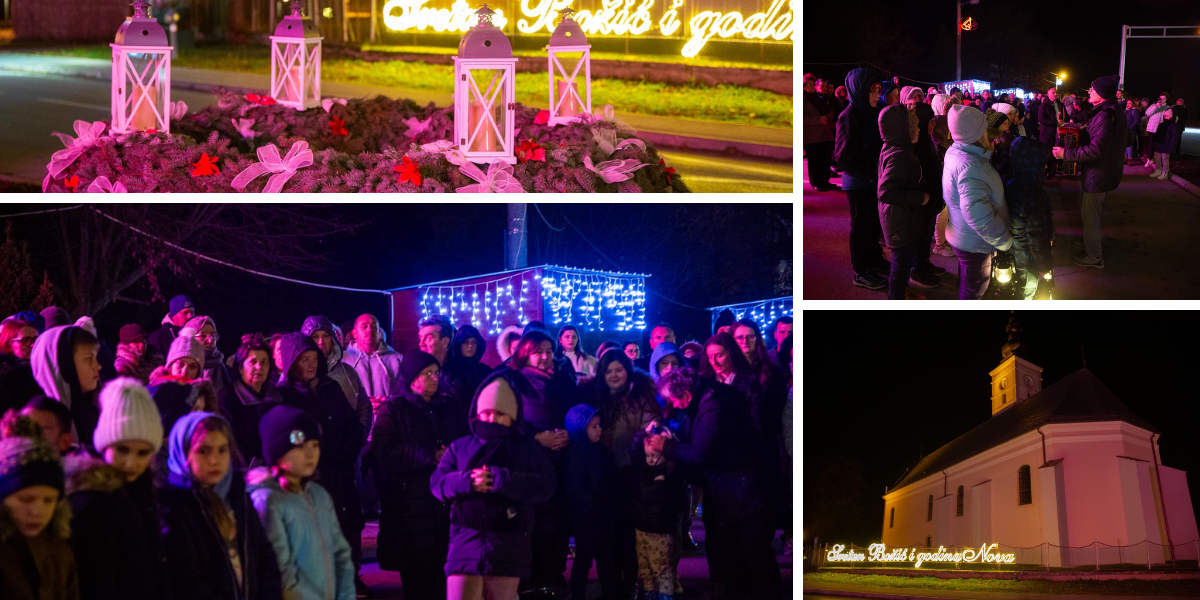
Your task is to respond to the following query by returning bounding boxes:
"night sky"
[802,311,1200,546]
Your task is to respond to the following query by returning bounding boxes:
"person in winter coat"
[65,378,170,600]
[1052,75,1129,269]
[30,325,103,452]
[1026,94,1042,142]
[943,104,1013,299]
[880,81,899,106]
[0,412,79,600]
[20,396,81,455]
[803,73,838,192]
[113,324,152,385]
[147,334,216,435]
[1124,100,1144,164]
[929,93,961,258]
[342,314,404,413]
[986,109,1015,181]
[1006,136,1056,300]
[876,103,932,299]
[630,424,687,600]
[911,99,946,280]
[1038,88,1066,177]
[303,316,372,440]
[146,295,195,369]
[158,412,283,600]
[980,90,994,114]
[218,335,283,468]
[564,404,620,600]
[429,371,557,600]
[248,405,356,600]
[181,316,231,396]
[1150,106,1179,181]
[645,369,780,600]
[1171,98,1187,158]
[556,325,598,379]
[835,67,888,290]
[371,350,462,600]
[0,320,43,413]
[274,333,366,589]
[648,342,685,388]
[442,325,493,415]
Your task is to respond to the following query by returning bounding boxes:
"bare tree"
[0,221,57,317]
[849,0,923,79]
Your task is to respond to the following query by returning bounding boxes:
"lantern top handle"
[274,0,322,38]
[131,0,149,18]
[115,0,169,47]
[476,4,496,24]
[290,0,303,17]
[458,4,513,59]
[548,8,588,48]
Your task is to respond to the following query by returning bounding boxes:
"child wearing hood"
[564,404,620,600]
[30,324,103,453]
[0,411,78,600]
[1005,136,1056,299]
[834,67,889,290]
[158,412,283,600]
[430,374,556,600]
[247,405,356,600]
[630,422,687,600]
[876,104,931,299]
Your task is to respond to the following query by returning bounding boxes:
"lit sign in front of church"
[827,544,1017,569]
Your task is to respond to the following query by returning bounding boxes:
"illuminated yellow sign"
[826,544,1017,569]
[381,0,793,58]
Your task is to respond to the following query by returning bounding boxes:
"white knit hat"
[167,334,205,371]
[94,377,164,453]
[948,104,987,144]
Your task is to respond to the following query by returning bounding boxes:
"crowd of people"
[0,298,794,600]
[803,70,1190,300]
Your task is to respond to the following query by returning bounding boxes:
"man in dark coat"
[876,104,931,299]
[835,67,888,290]
[146,295,194,368]
[804,74,838,192]
[1038,88,1065,177]
[1053,75,1128,270]
[1124,100,1144,164]
[1026,94,1042,141]
[1172,99,1188,158]
[980,90,994,114]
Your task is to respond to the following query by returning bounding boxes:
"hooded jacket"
[1063,97,1128,193]
[442,325,494,411]
[563,404,618,527]
[245,468,356,600]
[301,316,373,440]
[648,342,684,385]
[0,488,78,600]
[158,412,282,600]
[835,68,884,191]
[1005,136,1055,276]
[371,389,460,572]
[429,369,557,578]
[342,339,404,400]
[876,104,927,249]
[942,141,1013,254]
[30,325,101,451]
[63,454,170,600]
[147,316,182,368]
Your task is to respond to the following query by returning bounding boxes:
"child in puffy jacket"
[1150,107,1179,181]
[876,104,931,299]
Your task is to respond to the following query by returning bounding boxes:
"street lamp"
[957,0,979,81]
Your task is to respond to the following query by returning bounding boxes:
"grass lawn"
[804,571,1200,596]
[19,44,793,128]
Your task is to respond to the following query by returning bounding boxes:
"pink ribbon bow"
[86,176,128,193]
[456,162,525,193]
[231,141,314,193]
[591,127,646,156]
[170,101,189,120]
[232,118,258,139]
[584,104,637,134]
[584,156,649,184]
[420,139,457,154]
[44,120,110,191]
[321,98,348,113]
[402,116,434,139]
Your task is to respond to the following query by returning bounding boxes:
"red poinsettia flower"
[659,159,676,185]
[533,110,550,125]
[515,139,546,163]
[329,116,349,137]
[63,176,80,192]
[145,128,159,134]
[191,153,220,177]
[393,156,422,187]
[244,93,277,107]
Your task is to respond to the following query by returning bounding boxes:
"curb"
[0,58,792,161]
[803,588,960,600]
[1168,172,1200,198]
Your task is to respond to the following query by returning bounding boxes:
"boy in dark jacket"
[631,424,687,600]
[834,67,888,290]
[1005,136,1055,300]
[911,101,945,285]
[1151,107,1179,180]
[564,404,620,600]
[876,104,931,300]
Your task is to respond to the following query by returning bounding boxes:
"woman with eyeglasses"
[0,319,43,412]
[182,316,233,396]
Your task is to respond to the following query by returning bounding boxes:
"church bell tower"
[989,314,1043,416]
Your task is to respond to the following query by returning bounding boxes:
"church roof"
[890,368,1159,492]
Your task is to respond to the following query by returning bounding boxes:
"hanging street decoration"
[826,544,1016,569]
[961,16,977,31]
[707,296,793,330]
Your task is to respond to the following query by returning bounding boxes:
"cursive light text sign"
[826,543,1017,569]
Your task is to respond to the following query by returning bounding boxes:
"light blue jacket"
[247,468,356,600]
[942,142,1013,255]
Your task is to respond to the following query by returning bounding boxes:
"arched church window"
[956,486,964,516]
[927,495,933,521]
[1019,465,1032,505]
[890,506,895,528]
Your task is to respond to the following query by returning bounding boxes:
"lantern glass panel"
[121,52,167,131]
[465,68,508,153]
[551,52,586,118]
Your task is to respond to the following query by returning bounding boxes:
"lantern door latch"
[461,74,466,81]
[508,103,515,110]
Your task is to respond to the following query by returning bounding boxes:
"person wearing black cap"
[146,295,195,368]
[1051,74,1129,269]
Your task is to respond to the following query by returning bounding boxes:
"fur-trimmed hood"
[0,497,71,543]
[63,453,126,496]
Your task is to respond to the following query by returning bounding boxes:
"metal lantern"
[990,250,1019,299]
[454,5,517,164]
[270,1,322,111]
[111,0,172,134]
[545,9,591,126]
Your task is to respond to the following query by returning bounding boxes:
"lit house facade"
[880,355,1198,564]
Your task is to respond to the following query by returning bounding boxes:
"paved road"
[0,70,793,193]
[801,142,1200,300]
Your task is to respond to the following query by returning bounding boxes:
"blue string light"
[708,297,794,332]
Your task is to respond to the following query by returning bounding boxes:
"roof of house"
[890,368,1159,492]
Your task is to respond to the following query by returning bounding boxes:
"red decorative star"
[63,176,80,192]
[191,153,220,177]
[659,159,676,185]
[515,139,546,163]
[244,93,277,106]
[533,110,550,125]
[329,116,349,137]
[393,156,422,187]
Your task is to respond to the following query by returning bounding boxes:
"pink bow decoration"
[44,120,110,191]
[170,101,189,120]
[584,156,649,184]
[230,141,314,193]
[402,116,434,139]
[87,176,128,193]
[420,139,456,154]
[585,104,637,134]
[591,127,646,156]
[321,98,348,113]
[232,118,258,140]
[456,162,525,193]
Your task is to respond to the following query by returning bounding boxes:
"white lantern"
[545,9,591,126]
[111,0,172,134]
[270,1,322,111]
[453,5,517,165]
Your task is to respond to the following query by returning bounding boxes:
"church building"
[880,320,1198,566]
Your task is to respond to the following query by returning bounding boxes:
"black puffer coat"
[834,67,883,190]
[372,390,459,572]
[1063,98,1128,193]
[876,104,926,249]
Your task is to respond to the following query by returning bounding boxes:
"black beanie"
[713,309,737,334]
[1092,75,1120,100]
[259,405,322,468]
[401,348,440,391]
